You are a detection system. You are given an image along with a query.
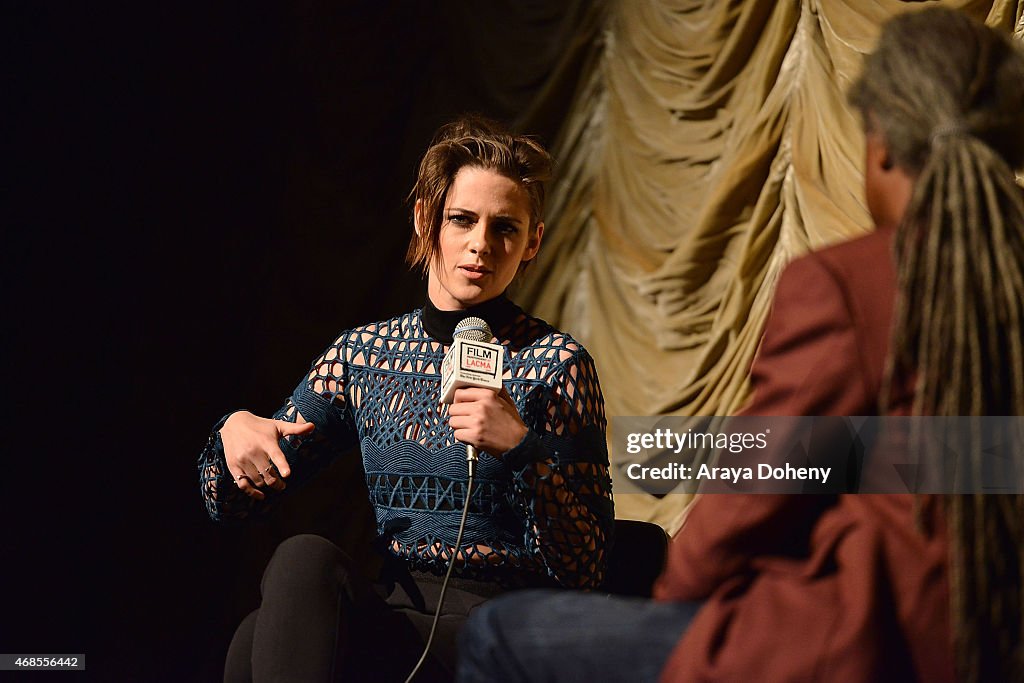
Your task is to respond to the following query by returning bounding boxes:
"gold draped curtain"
[513,0,1024,529]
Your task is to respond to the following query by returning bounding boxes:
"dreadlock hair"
[850,7,1024,682]
[405,115,552,275]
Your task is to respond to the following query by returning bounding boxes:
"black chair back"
[600,519,669,597]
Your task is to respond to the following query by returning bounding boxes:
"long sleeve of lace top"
[196,341,359,522]
[501,341,614,589]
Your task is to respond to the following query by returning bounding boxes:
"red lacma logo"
[463,344,496,373]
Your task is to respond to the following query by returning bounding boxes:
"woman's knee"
[261,534,353,598]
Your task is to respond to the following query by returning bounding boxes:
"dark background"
[6,2,595,679]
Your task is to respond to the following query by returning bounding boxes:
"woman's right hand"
[219,411,315,500]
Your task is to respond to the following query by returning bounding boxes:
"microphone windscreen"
[453,316,492,342]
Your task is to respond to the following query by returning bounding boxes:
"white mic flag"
[440,317,504,404]
[441,317,504,468]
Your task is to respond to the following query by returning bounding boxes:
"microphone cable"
[404,457,476,683]
[407,316,490,681]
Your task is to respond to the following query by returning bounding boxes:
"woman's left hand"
[448,387,528,457]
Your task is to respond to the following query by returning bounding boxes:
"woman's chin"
[430,285,496,310]
[453,289,492,308]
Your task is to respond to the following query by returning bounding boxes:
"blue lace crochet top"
[198,296,614,588]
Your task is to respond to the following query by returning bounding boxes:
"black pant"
[224,534,500,683]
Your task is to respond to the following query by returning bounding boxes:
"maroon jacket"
[655,228,953,682]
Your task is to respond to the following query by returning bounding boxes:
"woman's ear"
[413,198,423,237]
[522,222,544,263]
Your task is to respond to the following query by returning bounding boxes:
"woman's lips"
[459,265,491,280]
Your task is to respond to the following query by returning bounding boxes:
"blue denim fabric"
[457,589,699,683]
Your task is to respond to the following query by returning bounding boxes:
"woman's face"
[422,166,543,310]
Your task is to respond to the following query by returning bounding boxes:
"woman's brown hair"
[850,8,1024,681]
[406,116,553,274]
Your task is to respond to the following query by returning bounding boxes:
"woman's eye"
[448,214,472,226]
[495,223,518,235]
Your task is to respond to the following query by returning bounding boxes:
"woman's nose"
[468,223,491,254]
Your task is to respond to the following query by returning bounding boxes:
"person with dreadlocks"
[456,7,1024,683]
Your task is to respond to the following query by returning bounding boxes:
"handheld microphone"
[441,317,504,469]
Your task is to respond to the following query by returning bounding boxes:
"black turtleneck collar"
[421,294,519,344]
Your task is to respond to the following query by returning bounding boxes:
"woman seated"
[199,117,614,682]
